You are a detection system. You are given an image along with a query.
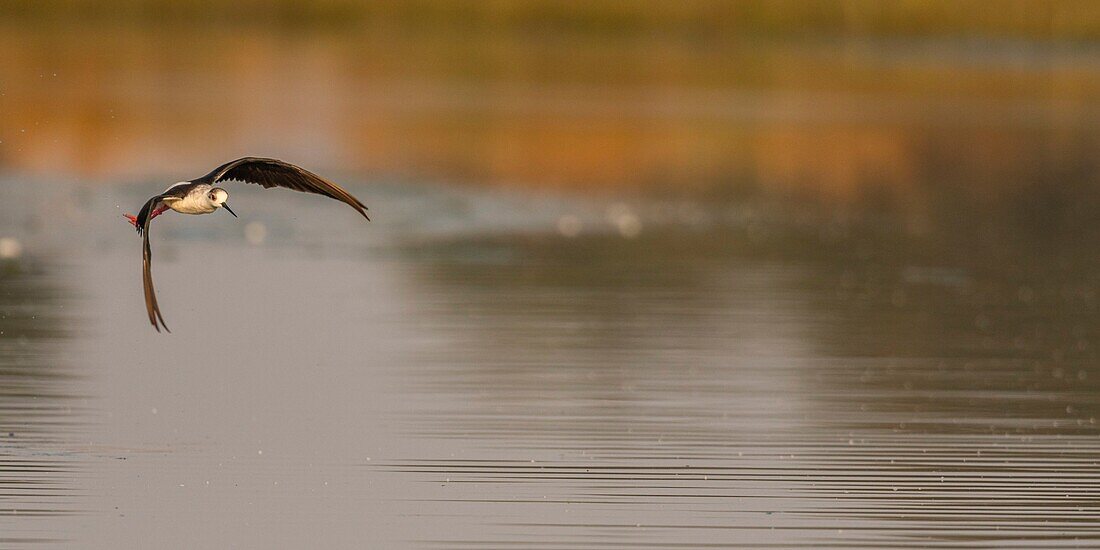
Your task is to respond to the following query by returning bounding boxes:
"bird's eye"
[209,193,217,200]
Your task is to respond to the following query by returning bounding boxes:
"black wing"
[196,157,369,220]
[135,194,162,235]
[138,195,170,332]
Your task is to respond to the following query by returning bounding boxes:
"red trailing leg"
[122,205,170,228]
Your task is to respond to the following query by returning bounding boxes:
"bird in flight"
[124,157,369,332]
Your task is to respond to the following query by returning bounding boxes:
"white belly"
[168,195,216,215]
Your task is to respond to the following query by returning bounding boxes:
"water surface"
[0,180,1098,547]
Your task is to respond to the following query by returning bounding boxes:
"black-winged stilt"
[125,157,369,332]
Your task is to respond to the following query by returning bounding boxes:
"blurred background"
[5,0,1100,240]
[2,1,1100,548]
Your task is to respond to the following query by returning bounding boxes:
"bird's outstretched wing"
[196,157,369,220]
[138,195,170,332]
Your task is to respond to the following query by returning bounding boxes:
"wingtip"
[153,309,170,333]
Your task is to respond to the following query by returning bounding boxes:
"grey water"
[1,179,1098,548]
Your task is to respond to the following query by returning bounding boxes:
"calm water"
[1,179,1099,548]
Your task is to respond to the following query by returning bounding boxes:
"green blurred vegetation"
[4,0,1099,41]
[4,0,1100,247]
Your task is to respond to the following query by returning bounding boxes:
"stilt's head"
[207,187,237,218]
[207,187,229,206]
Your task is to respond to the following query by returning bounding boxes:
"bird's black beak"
[222,203,238,218]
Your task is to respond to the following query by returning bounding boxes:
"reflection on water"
[6,4,1100,545]
[0,181,1099,547]
[381,233,1100,548]
[0,261,84,545]
[4,18,1100,212]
